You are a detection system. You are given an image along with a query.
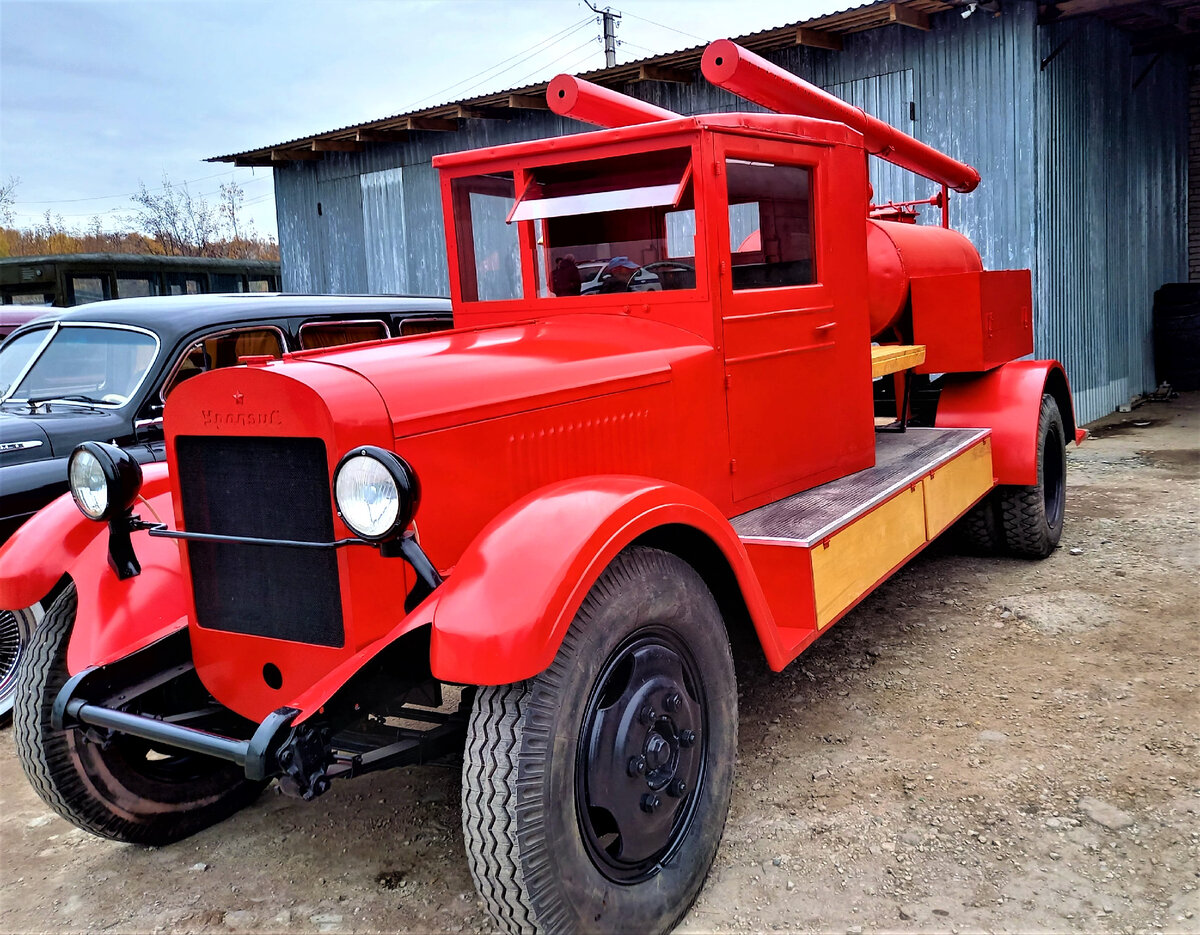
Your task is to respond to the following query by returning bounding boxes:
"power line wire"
[621,10,705,43]
[513,35,601,85]
[12,168,265,206]
[406,14,593,108]
[453,18,598,98]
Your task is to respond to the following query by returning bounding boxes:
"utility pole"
[583,0,621,67]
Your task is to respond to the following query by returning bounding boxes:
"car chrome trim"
[0,439,44,452]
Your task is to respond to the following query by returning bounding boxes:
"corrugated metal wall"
[274,5,1188,422]
[1034,18,1189,422]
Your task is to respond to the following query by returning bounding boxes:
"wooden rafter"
[795,27,843,50]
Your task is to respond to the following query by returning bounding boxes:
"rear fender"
[936,360,1080,486]
[0,463,189,675]
[429,475,784,685]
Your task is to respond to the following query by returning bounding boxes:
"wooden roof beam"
[887,3,931,29]
[234,157,274,167]
[271,149,322,162]
[404,116,460,131]
[311,139,362,152]
[455,104,513,119]
[355,129,409,143]
[635,63,692,83]
[795,27,843,50]
[507,93,550,110]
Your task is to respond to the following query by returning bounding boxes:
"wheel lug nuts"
[627,755,647,776]
[679,729,697,748]
[640,793,661,814]
[639,705,656,726]
[668,778,687,797]
[664,693,682,713]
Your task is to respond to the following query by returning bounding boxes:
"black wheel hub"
[576,629,706,883]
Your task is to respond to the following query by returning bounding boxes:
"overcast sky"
[1,0,845,240]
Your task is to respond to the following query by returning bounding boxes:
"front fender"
[0,462,189,675]
[429,475,778,685]
[936,360,1080,486]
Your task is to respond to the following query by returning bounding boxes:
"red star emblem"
[233,391,244,405]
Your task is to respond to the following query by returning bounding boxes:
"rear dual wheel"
[462,547,737,935]
[956,394,1067,559]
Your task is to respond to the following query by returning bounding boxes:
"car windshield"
[0,327,52,398]
[5,325,159,406]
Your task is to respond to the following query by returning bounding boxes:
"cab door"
[714,135,875,505]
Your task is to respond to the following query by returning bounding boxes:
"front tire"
[14,584,266,845]
[462,547,737,935]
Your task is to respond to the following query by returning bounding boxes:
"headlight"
[68,442,143,522]
[333,446,420,542]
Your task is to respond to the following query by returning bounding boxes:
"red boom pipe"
[547,74,681,128]
[702,40,981,194]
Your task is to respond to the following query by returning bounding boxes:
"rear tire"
[461,547,737,935]
[14,584,266,845]
[955,493,1003,555]
[997,394,1067,559]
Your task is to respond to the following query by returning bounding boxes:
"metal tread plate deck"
[731,427,991,546]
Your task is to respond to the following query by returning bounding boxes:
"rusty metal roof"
[208,0,953,165]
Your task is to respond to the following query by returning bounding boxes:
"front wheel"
[462,547,737,935]
[14,584,266,845]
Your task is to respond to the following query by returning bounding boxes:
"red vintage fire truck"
[3,42,1080,935]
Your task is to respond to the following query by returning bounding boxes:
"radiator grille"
[175,435,344,647]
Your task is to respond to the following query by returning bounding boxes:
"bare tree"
[0,176,19,228]
[128,175,222,257]
[219,181,244,243]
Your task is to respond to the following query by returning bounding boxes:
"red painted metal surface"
[912,269,1033,373]
[936,360,1077,486]
[0,464,173,611]
[701,40,982,193]
[865,219,983,337]
[428,476,788,683]
[547,74,680,127]
[0,464,190,675]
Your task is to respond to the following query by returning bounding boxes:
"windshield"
[451,147,699,302]
[0,327,52,398]
[6,325,159,406]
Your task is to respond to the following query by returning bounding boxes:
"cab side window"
[727,159,816,290]
[162,328,284,399]
[299,320,389,350]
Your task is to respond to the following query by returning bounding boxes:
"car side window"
[162,327,285,399]
[298,320,389,350]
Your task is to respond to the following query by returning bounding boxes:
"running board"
[732,428,993,666]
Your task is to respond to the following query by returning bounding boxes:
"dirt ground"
[1,394,1196,935]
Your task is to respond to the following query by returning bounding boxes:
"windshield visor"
[7,325,158,406]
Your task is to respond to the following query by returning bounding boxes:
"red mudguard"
[428,475,787,684]
[935,360,1080,486]
[0,463,189,675]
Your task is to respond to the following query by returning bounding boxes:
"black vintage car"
[0,292,452,721]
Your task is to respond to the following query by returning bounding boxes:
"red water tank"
[865,219,982,338]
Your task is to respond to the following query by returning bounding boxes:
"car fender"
[0,462,189,675]
[428,475,781,685]
[935,360,1081,486]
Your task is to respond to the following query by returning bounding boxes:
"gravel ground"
[1,393,1196,935]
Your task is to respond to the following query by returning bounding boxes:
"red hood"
[293,313,713,437]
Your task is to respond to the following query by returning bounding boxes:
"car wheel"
[461,547,737,935]
[14,584,266,844]
[0,605,41,727]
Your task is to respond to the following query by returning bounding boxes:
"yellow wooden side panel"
[923,438,995,538]
[811,484,926,628]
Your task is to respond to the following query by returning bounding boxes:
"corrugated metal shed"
[215,1,1191,424]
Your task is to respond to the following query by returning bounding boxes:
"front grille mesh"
[176,436,344,647]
